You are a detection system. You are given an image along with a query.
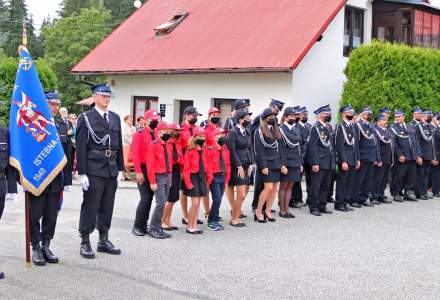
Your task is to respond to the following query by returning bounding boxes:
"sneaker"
[207,223,221,231]
[216,223,224,230]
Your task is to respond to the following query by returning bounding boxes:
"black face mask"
[241,119,250,127]
[189,118,197,125]
[161,133,171,141]
[210,117,220,124]
[346,115,354,121]
[295,117,301,122]
[301,117,308,123]
[217,137,226,146]
[366,115,372,122]
[267,118,276,126]
[427,117,433,123]
[324,116,332,123]
[195,139,205,146]
[149,120,158,129]
[287,119,295,125]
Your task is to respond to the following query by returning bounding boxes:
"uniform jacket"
[306,121,335,170]
[169,138,184,167]
[76,108,124,178]
[0,127,17,197]
[146,139,174,184]
[374,125,393,165]
[183,147,213,189]
[389,122,420,161]
[335,120,358,166]
[131,127,155,172]
[296,121,312,162]
[203,122,218,147]
[354,119,381,163]
[431,123,440,160]
[415,121,435,161]
[254,126,284,170]
[226,125,254,167]
[279,123,302,168]
[55,116,73,186]
[207,144,231,184]
[179,123,196,152]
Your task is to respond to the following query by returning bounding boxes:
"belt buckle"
[105,150,112,158]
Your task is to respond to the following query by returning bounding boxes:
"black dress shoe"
[149,228,168,239]
[319,208,333,214]
[326,197,335,203]
[254,214,267,223]
[197,219,204,225]
[41,240,59,263]
[159,228,172,238]
[393,195,404,202]
[417,194,428,200]
[97,240,122,254]
[371,199,381,205]
[405,192,417,201]
[279,212,290,218]
[132,226,146,236]
[361,200,374,207]
[310,211,321,216]
[350,203,362,208]
[433,193,440,197]
[344,205,354,211]
[0,271,4,279]
[80,240,95,259]
[32,245,47,266]
[239,213,248,219]
[334,205,348,212]
[182,218,188,225]
[287,213,296,218]
[264,213,276,222]
[230,222,245,227]
[270,209,276,213]
[292,202,304,209]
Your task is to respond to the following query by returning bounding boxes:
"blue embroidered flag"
[9,46,66,196]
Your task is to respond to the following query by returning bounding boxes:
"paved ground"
[1,182,440,299]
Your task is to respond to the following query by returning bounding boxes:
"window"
[133,96,158,125]
[401,10,413,45]
[414,10,440,49]
[213,98,250,127]
[154,13,189,36]
[433,15,440,49]
[344,6,364,56]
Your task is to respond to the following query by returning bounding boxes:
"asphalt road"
[1,184,440,299]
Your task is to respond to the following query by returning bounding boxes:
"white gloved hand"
[79,175,89,191]
[117,171,123,182]
[5,193,18,205]
[64,185,72,192]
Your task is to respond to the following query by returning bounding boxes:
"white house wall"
[291,0,371,121]
[108,72,292,122]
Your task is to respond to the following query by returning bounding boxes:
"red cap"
[212,128,227,136]
[192,126,206,136]
[157,122,173,131]
[144,109,160,120]
[208,107,221,115]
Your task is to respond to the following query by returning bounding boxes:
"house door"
[133,96,158,125]
[178,100,194,124]
[213,98,250,126]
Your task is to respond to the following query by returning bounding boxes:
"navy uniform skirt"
[262,168,281,183]
[167,164,181,203]
[229,164,252,186]
[184,174,208,197]
[280,167,301,183]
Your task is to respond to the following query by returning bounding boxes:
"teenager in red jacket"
[178,106,203,226]
[206,128,231,231]
[131,109,159,236]
[146,122,174,239]
[183,127,213,234]
[161,123,184,231]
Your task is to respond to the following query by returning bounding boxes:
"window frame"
[343,6,365,57]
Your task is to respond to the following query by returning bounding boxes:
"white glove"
[79,175,89,191]
[117,171,123,182]
[5,193,18,205]
[64,185,72,192]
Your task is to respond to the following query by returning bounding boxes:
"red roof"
[72,0,347,74]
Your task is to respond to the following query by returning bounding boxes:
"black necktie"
[172,143,178,162]
[163,144,170,173]
[190,127,193,135]
[150,130,155,141]
[103,113,108,124]
[198,150,206,180]
[219,148,226,174]
[242,129,246,137]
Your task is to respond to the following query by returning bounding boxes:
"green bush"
[341,41,440,117]
[0,56,57,125]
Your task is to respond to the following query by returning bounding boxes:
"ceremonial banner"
[9,46,66,196]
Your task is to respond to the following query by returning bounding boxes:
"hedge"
[340,41,440,117]
[0,56,57,125]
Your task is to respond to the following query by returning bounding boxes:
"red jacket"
[204,122,218,147]
[183,147,213,189]
[131,128,155,173]
[207,145,231,185]
[168,138,184,167]
[179,122,196,151]
[146,139,173,184]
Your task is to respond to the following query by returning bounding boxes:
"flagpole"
[21,19,31,268]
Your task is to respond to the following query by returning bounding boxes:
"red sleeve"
[204,149,213,185]
[183,149,193,190]
[131,132,142,173]
[146,143,156,184]
[224,147,231,185]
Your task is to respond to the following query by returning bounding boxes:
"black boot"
[97,232,121,255]
[0,271,4,279]
[32,243,47,266]
[41,239,59,263]
[80,234,95,259]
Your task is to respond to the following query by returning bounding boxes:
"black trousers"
[391,160,416,196]
[134,164,154,228]
[252,168,264,210]
[0,195,4,220]
[290,164,311,206]
[29,192,59,244]
[372,164,391,200]
[415,160,431,196]
[307,169,331,212]
[327,170,337,201]
[353,162,374,203]
[431,165,440,194]
[335,165,356,206]
[79,175,118,235]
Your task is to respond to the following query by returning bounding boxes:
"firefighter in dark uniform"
[28,91,66,266]
[352,106,381,206]
[389,109,421,202]
[326,120,336,204]
[414,109,437,200]
[305,105,334,216]
[371,114,393,204]
[49,90,73,188]
[430,113,440,197]
[251,99,285,211]
[378,107,391,122]
[290,106,312,208]
[0,126,18,278]
[76,83,124,259]
[334,104,359,212]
